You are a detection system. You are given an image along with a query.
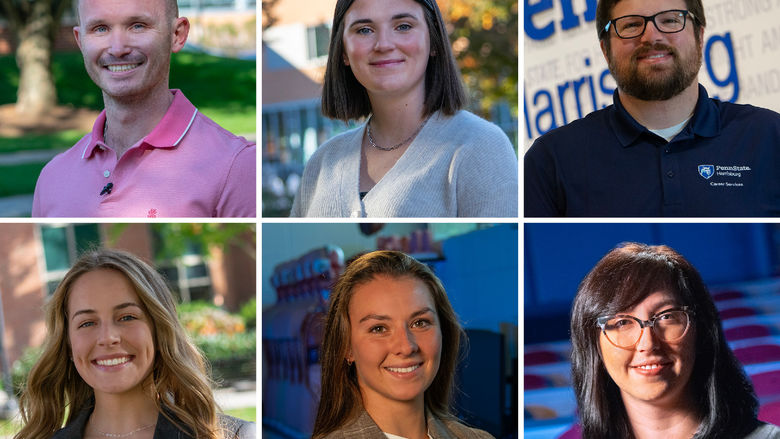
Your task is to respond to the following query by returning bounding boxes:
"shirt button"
[103,170,111,178]
[666,171,675,178]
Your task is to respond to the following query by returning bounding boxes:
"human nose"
[373,27,394,52]
[107,29,132,57]
[97,322,121,346]
[392,327,419,356]
[639,17,664,43]
[635,322,659,352]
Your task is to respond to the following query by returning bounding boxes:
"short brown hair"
[312,250,465,438]
[321,0,465,121]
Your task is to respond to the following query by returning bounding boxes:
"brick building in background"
[0,223,255,366]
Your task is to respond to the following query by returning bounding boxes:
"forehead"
[618,290,682,317]
[78,0,168,22]
[68,268,140,314]
[611,0,688,17]
[344,0,426,23]
[348,275,435,317]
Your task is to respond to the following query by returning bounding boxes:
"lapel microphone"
[100,182,113,196]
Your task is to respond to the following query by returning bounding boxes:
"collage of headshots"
[0,0,779,438]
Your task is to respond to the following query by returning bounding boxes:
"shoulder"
[218,414,256,439]
[432,416,495,439]
[189,111,255,152]
[435,110,512,146]
[530,105,613,150]
[39,134,92,175]
[319,409,385,439]
[714,99,780,127]
[743,422,780,439]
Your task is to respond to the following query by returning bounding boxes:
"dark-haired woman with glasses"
[570,243,780,439]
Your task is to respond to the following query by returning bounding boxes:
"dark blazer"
[52,405,256,439]
[322,409,494,439]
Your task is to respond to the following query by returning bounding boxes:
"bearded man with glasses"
[525,0,780,217]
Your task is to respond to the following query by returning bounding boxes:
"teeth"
[107,64,139,72]
[387,364,420,373]
[96,356,130,366]
[637,364,662,370]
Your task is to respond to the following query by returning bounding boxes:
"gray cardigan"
[321,408,494,439]
[51,405,256,439]
[291,110,518,218]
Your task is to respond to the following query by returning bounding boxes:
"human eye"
[411,318,431,329]
[356,26,373,35]
[77,320,95,329]
[93,24,109,33]
[118,314,138,322]
[396,23,412,31]
[131,23,146,30]
[369,325,387,334]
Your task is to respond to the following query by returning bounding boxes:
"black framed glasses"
[596,306,694,349]
[601,9,697,39]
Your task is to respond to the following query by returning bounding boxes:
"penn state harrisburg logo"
[698,165,714,179]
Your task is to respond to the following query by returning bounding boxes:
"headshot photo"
[0,223,256,437]
[525,223,780,439]
[0,0,256,218]
[262,223,518,438]
[524,0,780,217]
[262,0,518,218]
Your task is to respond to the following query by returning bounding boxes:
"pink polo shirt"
[32,90,255,217]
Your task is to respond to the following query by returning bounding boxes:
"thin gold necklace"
[94,422,155,438]
[366,115,430,151]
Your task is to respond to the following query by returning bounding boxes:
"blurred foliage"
[193,331,255,362]
[238,298,257,331]
[106,223,256,262]
[439,0,518,117]
[11,345,42,397]
[179,301,246,336]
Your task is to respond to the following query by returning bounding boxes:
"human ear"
[171,17,190,53]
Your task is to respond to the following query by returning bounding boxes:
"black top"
[525,84,780,217]
[52,404,256,439]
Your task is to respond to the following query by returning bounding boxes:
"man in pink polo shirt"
[32,0,255,217]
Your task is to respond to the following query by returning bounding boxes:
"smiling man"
[524,0,780,217]
[32,0,255,218]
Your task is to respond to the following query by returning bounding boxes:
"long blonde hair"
[16,248,221,439]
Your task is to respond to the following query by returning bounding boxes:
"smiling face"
[599,290,696,408]
[347,274,442,410]
[74,0,188,101]
[341,0,431,102]
[602,0,702,101]
[67,269,155,398]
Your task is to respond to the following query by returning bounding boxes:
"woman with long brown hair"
[313,250,492,438]
[15,248,255,439]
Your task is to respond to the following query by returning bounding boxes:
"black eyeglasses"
[601,9,697,39]
[596,306,694,349]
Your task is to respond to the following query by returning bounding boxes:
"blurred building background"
[262,223,519,439]
[261,0,518,216]
[524,223,780,438]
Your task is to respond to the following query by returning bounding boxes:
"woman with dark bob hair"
[570,243,780,439]
[290,0,518,218]
[312,250,493,438]
[15,248,255,439]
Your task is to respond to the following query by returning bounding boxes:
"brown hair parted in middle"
[311,250,465,438]
[321,0,465,121]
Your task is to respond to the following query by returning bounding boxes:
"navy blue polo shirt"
[524,84,780,217]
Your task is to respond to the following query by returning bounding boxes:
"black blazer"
[52,405,256,439]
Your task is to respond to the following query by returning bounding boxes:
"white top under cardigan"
[290,110,519,218]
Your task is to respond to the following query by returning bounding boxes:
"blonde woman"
[15,248,255,439]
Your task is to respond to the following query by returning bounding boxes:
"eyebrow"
[83,14,155,29]
[71,302,144,321]
[358,306,436,324]
[348,13,420,29]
